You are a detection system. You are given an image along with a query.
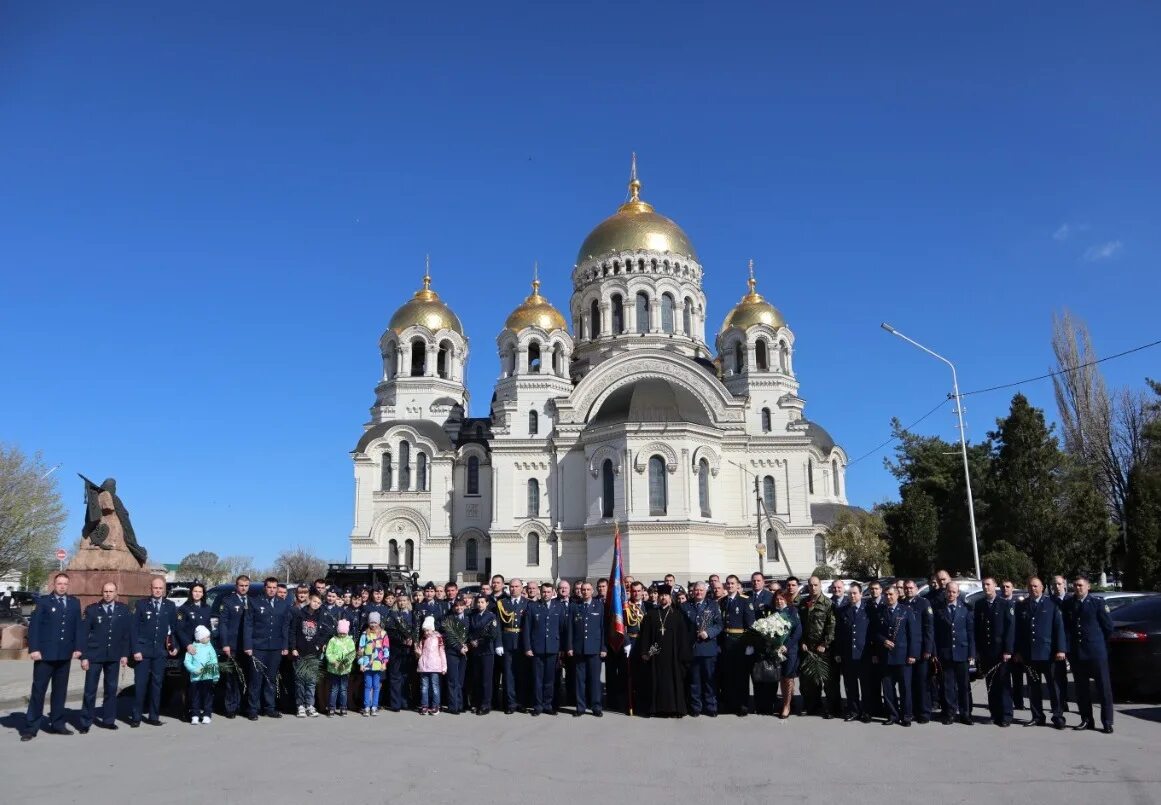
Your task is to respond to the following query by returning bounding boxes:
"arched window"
[410,338,426,376]
[398,441,411,491]
[833,459,841,496]
[601,459,615,518]
[756,340,768,370]
[380,450,392,491]
[467,456,480,495]
[466,538,478,571]
[527,479,540,517]
[814,534,827,566]
[661,293,675,333]
[388,539,400,565]
[808,458,815,494]
[590,299,601,339]
[698,458,711,517]
[527,532,540,566]
[648,455,667,516]
[611,294,624,333]
[404,539,415,568]
[437,341,451,379]
[528,341,541,373]
[761,408,772,433]
[417,452,428,492]
[635,292,650,334]
[734,342,745,374]
[682,297,693,336]
[765,529,780,562]
[529,410,538,436]
[762,475,776,514]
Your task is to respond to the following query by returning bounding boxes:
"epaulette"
[739,593,750,599]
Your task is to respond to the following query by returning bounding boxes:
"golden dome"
[505,267,567,332]
[576,155,698,264]
[388,265,463,335]
[722,261,786,331]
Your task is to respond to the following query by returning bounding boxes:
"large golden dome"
[576,156,698,264]
[505,270,567,332]
[722,263,786,331]
[388,269,463,335]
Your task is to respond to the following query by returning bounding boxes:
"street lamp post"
[881,323,982,580]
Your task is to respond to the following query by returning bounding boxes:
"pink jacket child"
[416,622,447,674]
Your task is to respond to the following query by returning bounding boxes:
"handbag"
[751,657,781,684]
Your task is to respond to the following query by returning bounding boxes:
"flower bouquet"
[747,612,791,684]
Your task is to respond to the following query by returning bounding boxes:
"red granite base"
[66,569,154,609]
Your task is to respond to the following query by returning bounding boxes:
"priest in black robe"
[638,584,691,717]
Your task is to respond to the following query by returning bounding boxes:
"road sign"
[55,548,67,561]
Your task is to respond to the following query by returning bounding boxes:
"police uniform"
[441,607,470,714]
[720,593,756,715]
[521,597,568,715]
[383,607,414,711]
[175,600,213,651]
[495,593,528,712]
[974,594,1016,725]
[568,597,606,716]
[682,597,723,716]
[129,595,178,724]
[1064,594,1114,731]
[23,592,84,738]
[876,601,920,724]
[836,600,874,720]
[215,589,250,716]
[242,593,291,717]
[934,597,974,723]
[1015,593,1067,727]
[468,606,498,713]
[79,599,131,730]
[903,594,935,721]
[1050,591,1073,712]
[1001,593,1025,710]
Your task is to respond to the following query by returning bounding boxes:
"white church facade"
[348,162,850,584]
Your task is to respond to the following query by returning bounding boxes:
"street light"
[881,322,981,580]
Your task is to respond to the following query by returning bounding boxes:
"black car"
[325,563,418,596]
[1109,596,1161,701]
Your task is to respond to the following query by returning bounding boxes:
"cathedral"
[348,160,850,585]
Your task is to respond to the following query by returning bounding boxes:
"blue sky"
[2,2,1158,568]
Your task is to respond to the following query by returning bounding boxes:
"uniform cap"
[424,582,436,591]
[657,584,673,596]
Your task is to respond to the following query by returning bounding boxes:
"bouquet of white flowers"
[747,612,791,684]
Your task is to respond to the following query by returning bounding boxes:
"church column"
[600,302,610,337]
[426,343,437,377]
[650,295,662,333]
[517,347,528,375]
[681,448,691,516]
[623,446,633,518]
[624,301,636,335]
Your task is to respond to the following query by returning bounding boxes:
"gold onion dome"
[505,265,567,332]
[576,154,698,264]
[388,261,463,334]
[722,261,786,331]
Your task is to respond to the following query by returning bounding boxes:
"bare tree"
[271,546,328,585]
[0,445,67,581]
[220,554,261,581]
[176,550,226,584]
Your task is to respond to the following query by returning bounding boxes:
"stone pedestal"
[0,623,29,658]
[67,569,154,609]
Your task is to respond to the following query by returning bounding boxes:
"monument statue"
[73,475,148,570]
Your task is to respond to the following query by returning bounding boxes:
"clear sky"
[3,2,1158,569]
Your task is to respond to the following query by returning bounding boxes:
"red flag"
[606,524,626,652]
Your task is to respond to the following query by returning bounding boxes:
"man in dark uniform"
[567,581,606,717]
[1000,579,1025,711]
[553,580,575,709]
[975,577,1016,726]
[903,579,934,723]
[1064,575,1114,733]
[382,591,413,712]
[522,581,568,716]
[876,585,919,726]
[468,592,498,714]
[934,580,974,725]
[440,595,470,714]
[720,575,756,716]
[835,582,874,722]
[243,576,291,719]
[216,574,251,718]
[129,576,178,727]
[682,581,722,717]
[78,581,131,732]
[414,582,441,628]
[1050,574,1072,712]
[1015,576,1067,729]
[798,575,837,718]
[364,585,390,627]
[495,578,528,713]
[21,572,83,741]
[750,572,773,617]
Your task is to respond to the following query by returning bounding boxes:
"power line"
[959,336,1161,398]
[846,398,949,468]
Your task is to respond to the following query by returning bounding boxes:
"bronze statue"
[78,475,147,568]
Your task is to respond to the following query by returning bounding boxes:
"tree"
[827,508,891,578]
[0,445,67,583]
[981,540,1036,584]
[176,550,225,584]
[220,554,260,582]
[1124,380,1161,590]
[272,546,328,584]
[882,486,940,576]
[811,565,837,579]
[1054,464,1116,578]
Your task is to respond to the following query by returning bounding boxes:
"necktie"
[154,599,161,613]
[106,604,112,616]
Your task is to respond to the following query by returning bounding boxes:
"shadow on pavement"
[1121,706,1161,723]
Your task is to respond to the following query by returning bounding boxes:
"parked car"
[325,563,418,596]
[1101,591,1160,612]
[1109,596,1161,701]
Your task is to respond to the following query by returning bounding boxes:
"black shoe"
[942,717,955,725]
[265,711,282,719]
[1052,719,1066,730]
[546,709,557,716]
[999,720,1011,728]
[1024,717,1046,727]
[480,708,491,715]
[822,712,833,720]
[246,714,259,721]
[1074,720,1094,731]
[737,709,748,717]
[690,711,701,718]
[593,711,603,718]
[128,720,141,728]
[883,718,899,726]
[505,708,515,715]
[224,712,236,719]
[901,719,912,727]
[143,719,162,727]
[1101,725,1113,734]
[78,727,90,734]
[96,722,118,731]
[917,717,930,724]
[530,710,541,717]
[46,726,75,736]
[844,713,857,722]
[706,711,717,718]
[20,733,33,742]
[958,716,973,726]
[573,711,583,718]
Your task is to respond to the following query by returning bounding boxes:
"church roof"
[354,420,455,455]
[810,502,867,528]
[802,420,836,455]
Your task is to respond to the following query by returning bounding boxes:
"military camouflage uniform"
[798,594,838,716]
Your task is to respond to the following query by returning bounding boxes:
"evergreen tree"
[980,540,1037,584]
[1124,380,1161,590]
[883,486,939,576]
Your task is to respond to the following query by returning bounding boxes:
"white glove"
[495,646,504,656]
[624,644,632,657]
[745,646,755,656]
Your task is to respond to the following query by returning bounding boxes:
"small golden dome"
[388,264,463,335]
[576,155,698,264]
[505,266,567,332]
[722,261,786,331]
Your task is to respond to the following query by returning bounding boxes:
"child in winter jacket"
[415,615,446,715]
[324,619,357,716]
[357,611,390,716]
[183,625,220,724]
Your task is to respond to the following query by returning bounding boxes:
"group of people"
[19,566,1117,740]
